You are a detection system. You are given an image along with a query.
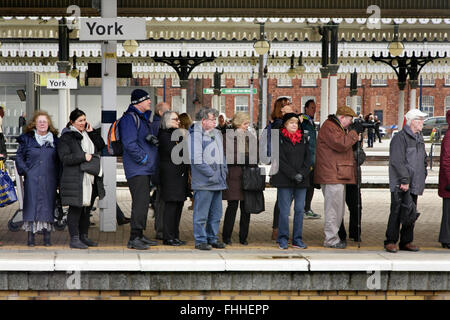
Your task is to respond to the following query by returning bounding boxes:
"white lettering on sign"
[80,18,146,40]
[47,78,78,89]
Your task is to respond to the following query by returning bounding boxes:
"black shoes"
[163,239,185,246]
[210,242,226,249]
[27,232,35,247]
[70,235,89,249]
[117,217,131,225]
[174,239,186,245]
[240,240,248,246]
[80,234,98,247]
[325,241,347,249]
[223,239,232,245]
[127,238,149,250]
[140,236,158,246]
[195,243,212,251]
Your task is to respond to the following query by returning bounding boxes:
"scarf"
[281,128,302,145]
[69,126,101,206]
[34,130,54,147]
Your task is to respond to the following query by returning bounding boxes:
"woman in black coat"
[271,113,311,250]
[58,109,105,249]
[158,111,188,246]
[15,111,59,246]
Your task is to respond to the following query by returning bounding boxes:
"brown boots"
[271,228,278,240]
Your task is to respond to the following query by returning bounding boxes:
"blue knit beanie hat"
[131,89,150,105]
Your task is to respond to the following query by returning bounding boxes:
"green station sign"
[203,88,257,95]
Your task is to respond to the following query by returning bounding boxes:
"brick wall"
[151,77,450,127]
[1,290,450,300]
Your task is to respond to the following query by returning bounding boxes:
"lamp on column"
[296,52,306,74]
[388,24,404,57]
[70,55,79,78]
[123,40,139,54]
[253,23,270,56]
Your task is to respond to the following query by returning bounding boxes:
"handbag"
[0,160,18,207]
[80,154,101,176]
[244,190,265,214]
[242,166,266,191]
[399,188,420,226]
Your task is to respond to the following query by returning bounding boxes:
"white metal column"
[98,0,117,232]
[57,63,70,132]
[319,67,329,125]
[328,65,339,116]
[398,90,405,130]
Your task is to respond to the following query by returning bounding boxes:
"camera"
[145,134,159,147]
[353,118,375,129]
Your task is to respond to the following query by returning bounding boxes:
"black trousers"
[272,200,279,229]
[367,132,374,147]
[375,129,382,142]
[128,175,151,240]
[338,184,362,241]
[153,186,165,238]
[304,169,315,212]
[68,206,90,237]
[222,200,251,242]
[439,198,450,244]
[163,201,184,241]
[384,192,418,246]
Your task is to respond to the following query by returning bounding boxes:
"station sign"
[79,18,146,41]
[46,78,78,89]
[203,88,257,95]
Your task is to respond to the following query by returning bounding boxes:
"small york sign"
[47,78,77,89]
[79,18,146,41]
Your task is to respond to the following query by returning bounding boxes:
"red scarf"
[281,128,302,145]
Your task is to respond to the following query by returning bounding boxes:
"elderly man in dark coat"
[384,108,428,253]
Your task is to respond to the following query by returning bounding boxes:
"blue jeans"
[277,187,307,247]
[193,190,223,245]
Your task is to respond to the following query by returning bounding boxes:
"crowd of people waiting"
[2,88,450,252]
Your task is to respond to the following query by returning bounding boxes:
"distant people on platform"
[338,135,366,244]
[158,111,188,246]
[120,89,159,250]
[222,112,254,246]
[438,110,450,249]
[15,111,59,247]
[374,115,382,143]
[216,114,230,134]
[384,109,428,253]
[189,107,228,250]
[267,96,294,241]
[0,106,6,159]
[315,106,363,249]
[179,112,194,210]
[301,99,321,220]
[58,108,105,249]
[365,114,375,148]
[271,113,311,249]
[19,112,27,133]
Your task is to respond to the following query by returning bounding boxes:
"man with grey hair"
[384,108,428,253]
[188,107,228,250]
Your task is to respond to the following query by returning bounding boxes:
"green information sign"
[203,88,257,95]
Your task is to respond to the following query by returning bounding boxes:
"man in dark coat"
[120,89,159,250]
[384,108,428,253]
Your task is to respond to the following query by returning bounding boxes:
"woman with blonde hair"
[15,111,60,246]
[222,112,255,245]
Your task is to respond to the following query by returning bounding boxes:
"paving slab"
[54,253,141,271]
[304,252,392,271]
[220,252,309,271]
[139,252,226,271]
[0,252,55,271]
[378,252,450,271]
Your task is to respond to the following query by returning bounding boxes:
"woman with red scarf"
[271,113,312,249]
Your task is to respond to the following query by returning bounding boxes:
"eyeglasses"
[171,118,180,121]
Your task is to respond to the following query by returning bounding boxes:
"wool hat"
[405,108,427,121]
[282,112,300,125]
[131,89,150,105]
[336,106,357,118]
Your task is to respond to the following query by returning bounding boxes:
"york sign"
[79,18,146,41]
[47,78,77,89]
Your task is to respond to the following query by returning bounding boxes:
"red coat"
[438,110,450,198]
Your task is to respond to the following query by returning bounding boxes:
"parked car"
[379,126,387,138]
[422,116,447,141]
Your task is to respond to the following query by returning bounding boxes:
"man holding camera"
[314,106,364,249]
[120,89,159,250]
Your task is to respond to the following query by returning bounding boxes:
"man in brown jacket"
[314,106,364,248]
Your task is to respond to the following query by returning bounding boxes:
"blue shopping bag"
[0,161,17,207]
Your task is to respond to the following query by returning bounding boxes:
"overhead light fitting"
[253,23,270,56]
[388,24,404,57]
[123,40,139,54]
[287,54,297,78]
[296,52,306,74]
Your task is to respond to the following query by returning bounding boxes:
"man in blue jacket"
[120,89,159,250]
[188,107,228,250]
